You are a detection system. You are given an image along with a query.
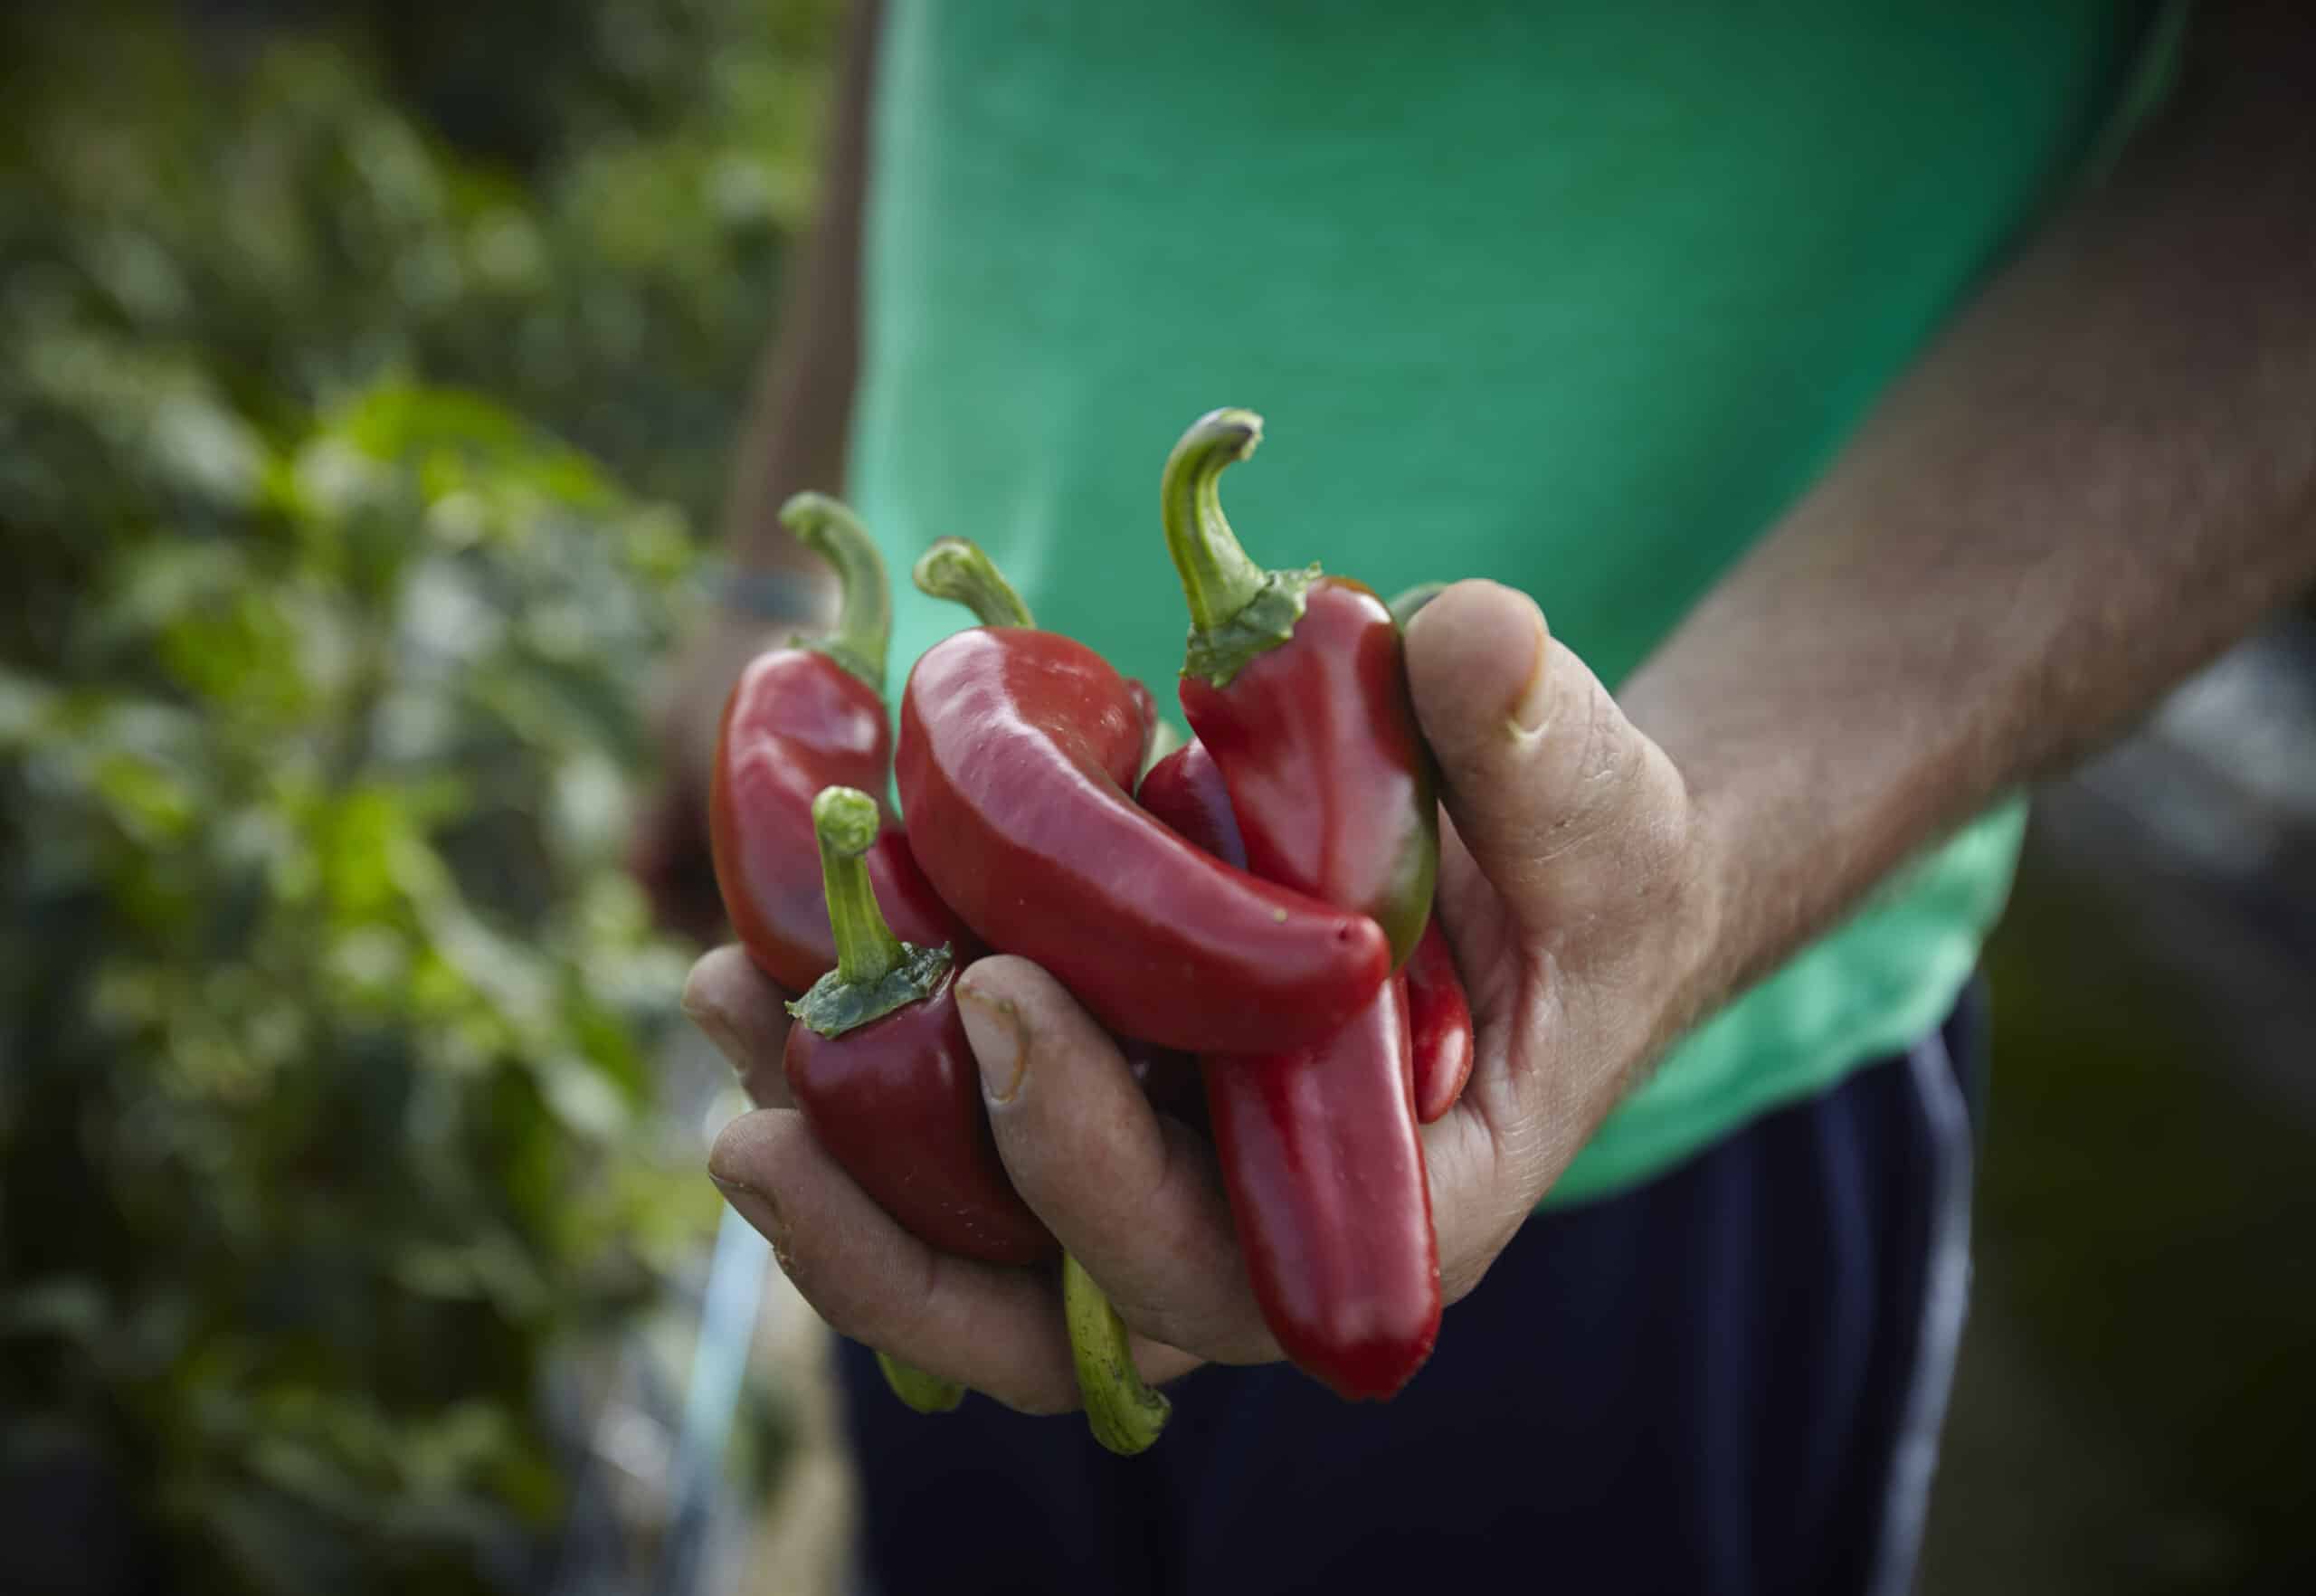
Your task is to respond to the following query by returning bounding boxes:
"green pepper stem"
[1063,1254,1171,1456]
[1386,581,1449,631]
[1160,408,1267,634]
[912,537,1034,628]
[812,786,904,987]
[781,492,893,695]
[876,1351,964,1415]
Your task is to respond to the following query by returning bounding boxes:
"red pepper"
[1138,737,1471,1123]
[1210,980,1438,1401]
[708,494,970,994]
[787,786,1171,1452]
[783,788,1053,1268]
[1139,740,1441,1401]
[1125,678,1163,772]
[1402,917,1475,1124]
[896,538,1391,1055]
[1162,410,1438,967]
[1133,739,1243,869]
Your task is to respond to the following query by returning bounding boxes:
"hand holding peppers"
[702,573,1718,1426]
[698,428,1724,1438]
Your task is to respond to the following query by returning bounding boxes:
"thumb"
[1402,581,1682,942]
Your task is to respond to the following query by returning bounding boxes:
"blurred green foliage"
[0,2,836,1589]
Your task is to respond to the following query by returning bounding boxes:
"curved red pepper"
[1163,410,1438,967]
[782,787,1053,1268]
[1141,738,1471,1122]
[1402,917,1475,1124]
[1207,978,1438,1402]
[1134,740,1242,869]
[897,541,1391,1056]
[1140,739,1441,1401]
[1125,678,1163,773]
[708,495,970,993]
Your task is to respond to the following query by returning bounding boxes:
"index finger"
[682,944,795,1108]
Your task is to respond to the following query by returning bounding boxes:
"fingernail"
[710,1170,791,1262]
[955,982,1030,1105]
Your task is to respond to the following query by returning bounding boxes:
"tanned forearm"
[1620,0,2316,1018]
[720,0,882,579]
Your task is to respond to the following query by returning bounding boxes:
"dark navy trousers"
[834,983,1985,1595]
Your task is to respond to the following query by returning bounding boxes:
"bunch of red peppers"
[707,412,1476,1451]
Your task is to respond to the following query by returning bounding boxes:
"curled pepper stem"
[781,492,893,695]
[913,537,1034,628]
[1063,1254,1171,1456]
[812,786,905,986]
[876,1351,964,1415]
[1160,408,1267,633]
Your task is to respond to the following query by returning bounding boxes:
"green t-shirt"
[850,0,2173,1204]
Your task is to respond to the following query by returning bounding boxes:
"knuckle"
[1106,1267,1267,1368]
[1107,1292,1208,1359]
[778,1243,881,1347]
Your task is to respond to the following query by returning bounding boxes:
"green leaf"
[0,1278,109,1343]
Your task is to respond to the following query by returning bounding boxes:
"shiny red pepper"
[1210,979,1438,1401]
[1402,917,1475,1124]
[1139,739,1441,1401]
[1140,736,1469,1121]
[896,539,1391,1056]
[1162,410,1438,967]
[783,787,1053,1268]
[1125,678,1163,772]
[708,494,970,994]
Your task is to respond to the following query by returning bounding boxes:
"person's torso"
[851,0,2169,1201]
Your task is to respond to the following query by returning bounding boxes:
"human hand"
[693,578,1725,1408]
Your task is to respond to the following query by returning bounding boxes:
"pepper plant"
[0,380,721,1592]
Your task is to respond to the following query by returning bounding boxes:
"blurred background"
[1,4,2309,1593]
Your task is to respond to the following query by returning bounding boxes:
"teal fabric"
[850,0,2164,1203]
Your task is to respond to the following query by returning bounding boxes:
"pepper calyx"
[1182,563,1319,689]
[797,632,885,691]
[787,940,954,1039]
